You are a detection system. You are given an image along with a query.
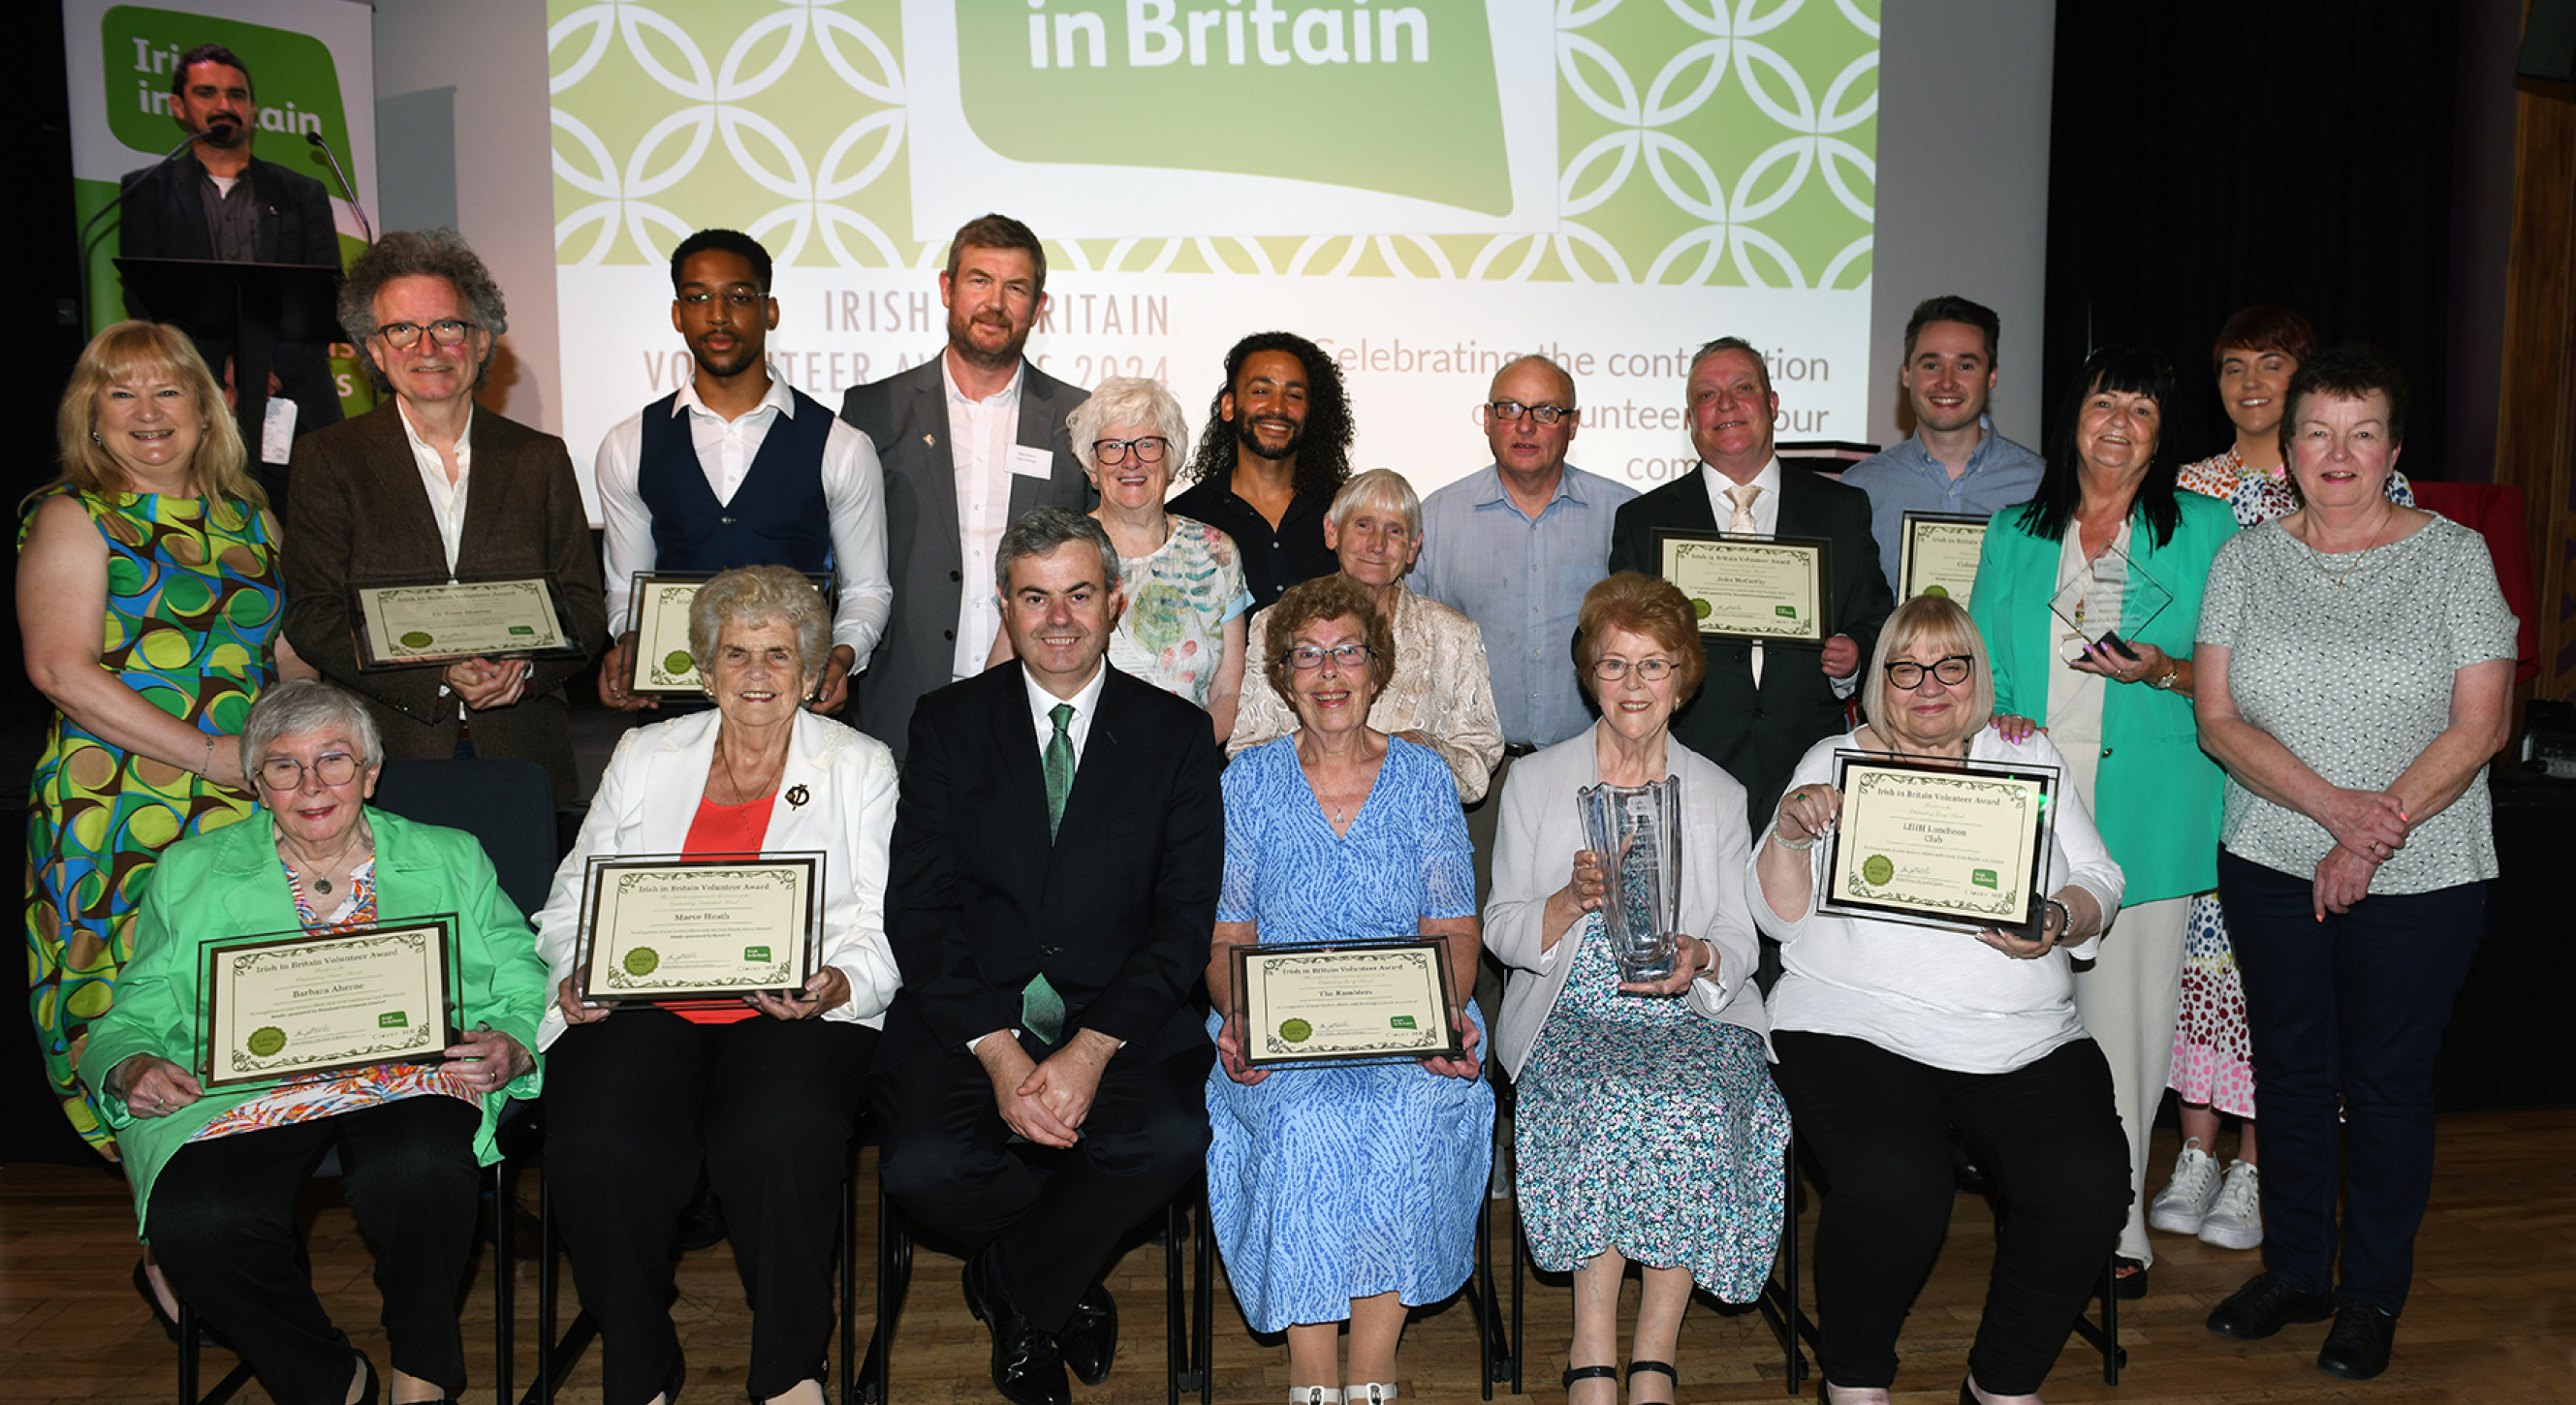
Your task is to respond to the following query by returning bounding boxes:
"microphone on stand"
[74,129,215,332]
[304,130,375,245]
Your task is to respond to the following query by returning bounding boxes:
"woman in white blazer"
[533,567,898,1405]
[1486,573,1788,1405]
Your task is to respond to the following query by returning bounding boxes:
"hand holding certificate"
[1816,752,2059,939]
[1227,940,1464,1069]
[574,854,825,1006]
[196,918,462,1091]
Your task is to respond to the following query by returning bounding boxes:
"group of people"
[20,45,2515,1405]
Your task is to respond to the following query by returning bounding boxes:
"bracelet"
[201,734,214,778]
[2045,896,2072,936]
[2149,661,2183,691]
[1771,826,1817,851]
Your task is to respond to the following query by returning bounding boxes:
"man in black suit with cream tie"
[872,509,1224,1405]
[1608,336,1896,827]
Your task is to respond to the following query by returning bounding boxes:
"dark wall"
[2043,4,2464,473]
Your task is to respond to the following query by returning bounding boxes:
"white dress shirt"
[947,357,1025,678]
[1698,454,1858,698]
[395,398,472,577]
[594,375,894,663]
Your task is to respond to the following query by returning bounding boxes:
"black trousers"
[1771,1032,2128,1395]
[2218,849,2485,1315]
[872,1040,1213,1332]
[149,1096,483,1405]
[545,1010,877,1405]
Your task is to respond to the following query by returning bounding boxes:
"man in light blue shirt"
[1840,295,2045,590]
[1413,355,1637,756]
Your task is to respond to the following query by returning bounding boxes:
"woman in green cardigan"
[81,679,548,1405]
[1966,347,2238,1297]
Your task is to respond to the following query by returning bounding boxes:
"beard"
[947,307,1027,373]
[691,340,762,381]
[1234,413,1306,464]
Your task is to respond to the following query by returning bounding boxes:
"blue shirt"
[1838,416,2046,589]
[1411,462,1638,748]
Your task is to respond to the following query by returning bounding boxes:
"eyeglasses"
[1287,642,1372,671]
[678,289,765,308]
[1592,656,1676,683]
[373,319,476,350]
[258,752,361,791]
[1488,399,1573,425]
[1093,436,1169,465]
[1884,655,1974,689]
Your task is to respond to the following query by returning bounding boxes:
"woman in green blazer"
[81,679,548,1405]
[1967,347,2238,1296]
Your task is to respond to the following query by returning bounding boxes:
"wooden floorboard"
[5,1114,2570,1403]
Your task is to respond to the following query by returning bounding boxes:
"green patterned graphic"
[549,0,1876,286]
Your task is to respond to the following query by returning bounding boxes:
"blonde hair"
[33,322,262,517]
[1859,595,1995,740]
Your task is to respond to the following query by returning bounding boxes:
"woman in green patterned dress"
[20,320,313,1171]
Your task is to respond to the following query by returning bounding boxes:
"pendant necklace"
[716,737,778,804]
[2305,506,2392,591]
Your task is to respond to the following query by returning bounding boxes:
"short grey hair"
[687,566,834,680]
[1067,377,1191,475]
[1328,468,1423,539]
[994,507,1120,596]
[238,678,384,778]
[339,229,510,392]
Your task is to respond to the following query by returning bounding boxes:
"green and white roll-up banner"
[63,0,380,416]
[547,1,1879,505]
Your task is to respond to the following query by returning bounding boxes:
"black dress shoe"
[1056,1280,1117,1387]
[2206,1271,2336,1340]
[2316,1301,2396,1380]
[961,1251,1071,1405]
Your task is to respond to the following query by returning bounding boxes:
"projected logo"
[101,6,353,162]
[549,0,1876,288]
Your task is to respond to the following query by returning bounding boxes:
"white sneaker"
[2197,1159,2265,1250]
[2147,1138,2221,1233]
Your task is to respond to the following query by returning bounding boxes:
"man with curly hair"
[1167,331,1354,610]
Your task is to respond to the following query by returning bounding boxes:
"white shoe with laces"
[2197,1159,2265,1249]
[2147,1138,2221,1233]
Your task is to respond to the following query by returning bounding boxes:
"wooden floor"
[5,1113,2571,1405]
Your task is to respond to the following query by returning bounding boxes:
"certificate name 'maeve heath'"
[207,925,448,1085]
[1829,764,2046,926]
[586,863,811,998]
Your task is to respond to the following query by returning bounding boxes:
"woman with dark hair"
[1965,346,2240,1296]
[280,230,607,804]
[2152,310,2416,1256]
[2195,346,2513,1380]
[1487,573,1786,1405]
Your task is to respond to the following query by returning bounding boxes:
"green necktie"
[1043,702,1075,839]
[1024,703,1076,1045]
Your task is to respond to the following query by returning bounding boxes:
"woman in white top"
[1751,594,2127,1405]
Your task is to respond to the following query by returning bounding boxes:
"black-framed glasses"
[258,752,361,791]
[1287,642,1371,671]
[678,288,765,309]
[1488,399,1573,425]
[1592,657,1676,683]
[1884,655,1974,689]
[1093,436,1169,465]
[373,319,476,350]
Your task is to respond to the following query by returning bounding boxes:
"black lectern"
[114,257,344,483]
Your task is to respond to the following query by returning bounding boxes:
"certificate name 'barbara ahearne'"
[200,920,456,1090]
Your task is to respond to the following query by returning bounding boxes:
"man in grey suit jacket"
[838,214,1090,761]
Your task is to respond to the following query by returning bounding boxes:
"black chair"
[859,1172,1209,1405]
[175,758,559,1405]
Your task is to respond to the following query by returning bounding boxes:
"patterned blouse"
[2178,446,2414,526]
[1108,515,1252,709]
[192,855,475,1141]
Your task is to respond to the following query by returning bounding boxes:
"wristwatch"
[2149,661,2183,690]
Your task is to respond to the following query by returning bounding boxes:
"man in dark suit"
[838,213,1089,761]
[1608,337,1895,827]
[874,508,1223,1405]
[281,232,607,806]
[118,44,345,476]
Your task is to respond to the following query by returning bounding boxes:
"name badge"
[1008,444,1053,480]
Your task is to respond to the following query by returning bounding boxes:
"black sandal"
[1627,1360,1678,1400]
[1561,1364,1618,1387]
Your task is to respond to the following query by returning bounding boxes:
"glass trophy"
[1576,776,1681,984]
[2049,544,2173,659]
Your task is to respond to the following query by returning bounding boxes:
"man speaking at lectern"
[117,43,345,463]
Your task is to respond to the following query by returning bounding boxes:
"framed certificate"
[196,918,460,1091]
[1651,530,1832,644]
[1897,513,1989,605]
[1818,752,2058,935]
[354,576,585,669]
[575,854,825,1004]
[1230,939,1461,1067]
[628,572,836,697]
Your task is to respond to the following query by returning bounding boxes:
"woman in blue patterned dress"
[1205,575,1494,1405]
[1487,574,1788,1405]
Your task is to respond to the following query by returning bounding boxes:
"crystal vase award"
[1576,776,1682,984]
